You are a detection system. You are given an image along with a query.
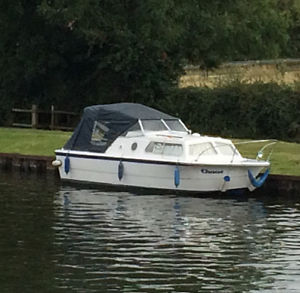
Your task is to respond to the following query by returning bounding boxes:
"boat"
[53,103,273,193]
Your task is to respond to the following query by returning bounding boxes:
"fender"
[118,160,124,181]
[174,166,180,187]
[64,155,70,174]
[248,169,269,188]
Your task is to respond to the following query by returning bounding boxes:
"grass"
[234,139,300,176]
[0,127,71,156]
[0,127,299,176]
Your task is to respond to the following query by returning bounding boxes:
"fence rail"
[11,105,79,130]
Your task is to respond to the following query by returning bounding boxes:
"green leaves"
[181,0,291,67]
[160,83,300,142]
[0,0,298,117]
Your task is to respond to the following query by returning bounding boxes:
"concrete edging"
[0,152,55,172]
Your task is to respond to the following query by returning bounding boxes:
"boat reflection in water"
[53,187,300,292]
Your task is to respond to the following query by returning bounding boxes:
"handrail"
[194,139,277,162]
[234,139,278,161]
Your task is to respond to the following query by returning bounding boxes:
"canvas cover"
[63,103,176,153]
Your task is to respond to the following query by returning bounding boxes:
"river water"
[0,172,300,292]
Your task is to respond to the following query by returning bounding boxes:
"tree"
[0,0,294,122]
[0,0,91,116]
[278,0,300,57]
[38,0,185,104]
[181,0,290,67]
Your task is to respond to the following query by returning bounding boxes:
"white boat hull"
[55,152,267,193]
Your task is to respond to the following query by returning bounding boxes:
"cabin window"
[164,143,183,156]
[146,142,164,154]
[164,119,187,132]
[145,142,183,156]
[189,143,217,156]
[141,120,168,131]
[214,142,236,156]
[90,121,109,146]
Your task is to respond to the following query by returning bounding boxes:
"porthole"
[131,142,138,151]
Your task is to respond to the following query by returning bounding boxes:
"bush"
[158,82,300,142]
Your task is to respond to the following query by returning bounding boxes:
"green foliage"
[181,0,290,67]
[37,0,185,104]
[278,0,300,57]
[0,0,298,116]
[159,83,300,142]
[0,0,91,115]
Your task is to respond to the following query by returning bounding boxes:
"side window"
[91,121,109,146]
[145,142,183,156]
[145,142,164,154]
[164,143,183,156]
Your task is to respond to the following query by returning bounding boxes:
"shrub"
[158,82,300,142]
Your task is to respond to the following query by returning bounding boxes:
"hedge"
[158,82,300,142]
[2,82,299,142]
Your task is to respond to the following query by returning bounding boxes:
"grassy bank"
[234,139,300,176]
[0,127,299,176]
[0,127,71,156]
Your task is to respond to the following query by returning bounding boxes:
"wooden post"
[50,105,55,130]
[31,104,38,128]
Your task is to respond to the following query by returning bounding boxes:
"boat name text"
[201,168,224,174]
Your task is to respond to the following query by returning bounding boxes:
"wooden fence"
[11,105,79,130]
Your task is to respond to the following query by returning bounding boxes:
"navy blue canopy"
[64,103,176,152]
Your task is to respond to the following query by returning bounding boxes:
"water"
[0,172,300,292]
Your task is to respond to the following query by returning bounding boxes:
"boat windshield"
[124,119,188,137]
[141,119,187,132]
[141,120,168,131]
[164,119,187,132]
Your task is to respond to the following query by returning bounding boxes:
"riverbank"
[1,127,300,175]
[1,153,300,196]
[0,127,71,156]
[0,152,54,172]
[0,152,299,195]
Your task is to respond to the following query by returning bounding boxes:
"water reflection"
[0,172,300,292]
[53,187,300,292]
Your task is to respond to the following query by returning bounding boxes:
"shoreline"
[0,152,299,195]
[0,152,55,172]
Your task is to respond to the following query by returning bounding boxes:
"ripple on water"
[1,172,299,293]
[49,188,300,292]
